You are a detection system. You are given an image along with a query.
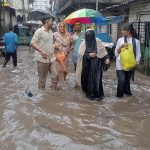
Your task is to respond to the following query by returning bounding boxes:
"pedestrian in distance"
[2,26,18,68]
[115,23,141,98]
[30,15,59,91]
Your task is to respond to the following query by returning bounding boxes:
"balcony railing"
[56,0,126,15]
[57,0,125,9]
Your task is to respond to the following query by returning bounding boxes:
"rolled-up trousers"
[37,61,59,90]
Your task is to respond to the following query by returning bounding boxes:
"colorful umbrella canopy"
[64,8,107,25]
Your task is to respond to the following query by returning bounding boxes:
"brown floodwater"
[0,46,150,150]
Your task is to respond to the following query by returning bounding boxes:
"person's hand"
[118,43,128,53]
[64,50,69,56]
[54,43,59,49]
[69,37,73,45]
[136,61,140,65]
[41,51,48,59]
[62,65,67,73]
[105,58,110,64]
[89,52,96,58]
[120,43,128,49]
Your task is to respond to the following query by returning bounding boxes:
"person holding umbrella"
[72,21,85,71]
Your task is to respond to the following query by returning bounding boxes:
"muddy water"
[0,46,150,150]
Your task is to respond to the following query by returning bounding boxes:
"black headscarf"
[85,30,97,53]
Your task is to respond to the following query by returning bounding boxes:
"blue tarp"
[90,17,107,25]
[106,15,126,24]
[94,15,126,25]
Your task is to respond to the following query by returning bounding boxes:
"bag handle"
[124,36,136,57]
[124,36,136,81]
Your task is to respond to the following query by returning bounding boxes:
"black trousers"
[116,70,132,97]
[3,51,17,67]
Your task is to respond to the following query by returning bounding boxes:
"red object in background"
[0,35,4,47]
[0,34,5,56]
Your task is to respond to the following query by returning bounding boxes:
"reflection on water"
[0,46,150,150]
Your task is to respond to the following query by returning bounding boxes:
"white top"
[115,37,141,70]
[31,26,55,63]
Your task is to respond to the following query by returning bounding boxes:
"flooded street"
[0,46,150,150]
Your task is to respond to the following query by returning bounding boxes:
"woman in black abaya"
[76,29,110,101]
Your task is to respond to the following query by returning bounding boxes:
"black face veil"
[85,30,97,53]
[81,29,105,101]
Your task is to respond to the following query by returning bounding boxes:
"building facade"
[51,0,125,16]
[98,0,150,75]
[12,0,29,23]
[29,0,51,12]
[129,0,150,22]
[0,0,16,32]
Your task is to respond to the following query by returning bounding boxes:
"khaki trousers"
[37,61,59,89]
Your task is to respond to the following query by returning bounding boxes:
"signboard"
[0,0,13,7]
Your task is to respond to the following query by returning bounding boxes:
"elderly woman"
[76,29,110,101]
[53,22,73,86]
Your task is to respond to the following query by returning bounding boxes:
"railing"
[133,22,150,75]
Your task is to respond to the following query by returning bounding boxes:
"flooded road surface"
[0,46,150,150]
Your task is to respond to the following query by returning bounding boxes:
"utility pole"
[22,0,26,23]
[0,1,1,30]
[27,0,29,11]
[96,0,98,11]
[26,0,29,21]
[2,0,5,28]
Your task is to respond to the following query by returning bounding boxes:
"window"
[139,12,150,22]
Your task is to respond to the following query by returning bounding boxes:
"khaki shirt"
[31,26,56,63]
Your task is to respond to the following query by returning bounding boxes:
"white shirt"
[115,37,141,70]
[31,26,55,63]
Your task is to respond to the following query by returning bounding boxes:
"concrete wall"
[30,0,50,11]
[0,9,11,30]
[13,0,29,11]
[101,11,120,42]
[129,0,150,22]
[100,0,150,42]
[111,23,118,42]
[13,0,29,20]
[0,7,16,32]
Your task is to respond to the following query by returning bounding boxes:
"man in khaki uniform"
[30,16,58,90]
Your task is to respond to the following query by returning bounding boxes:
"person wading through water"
[30,16,59,91]
[3,26,18,68]
[115,23,141,97]
[76,29,110,101]
[53,22,73,84]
